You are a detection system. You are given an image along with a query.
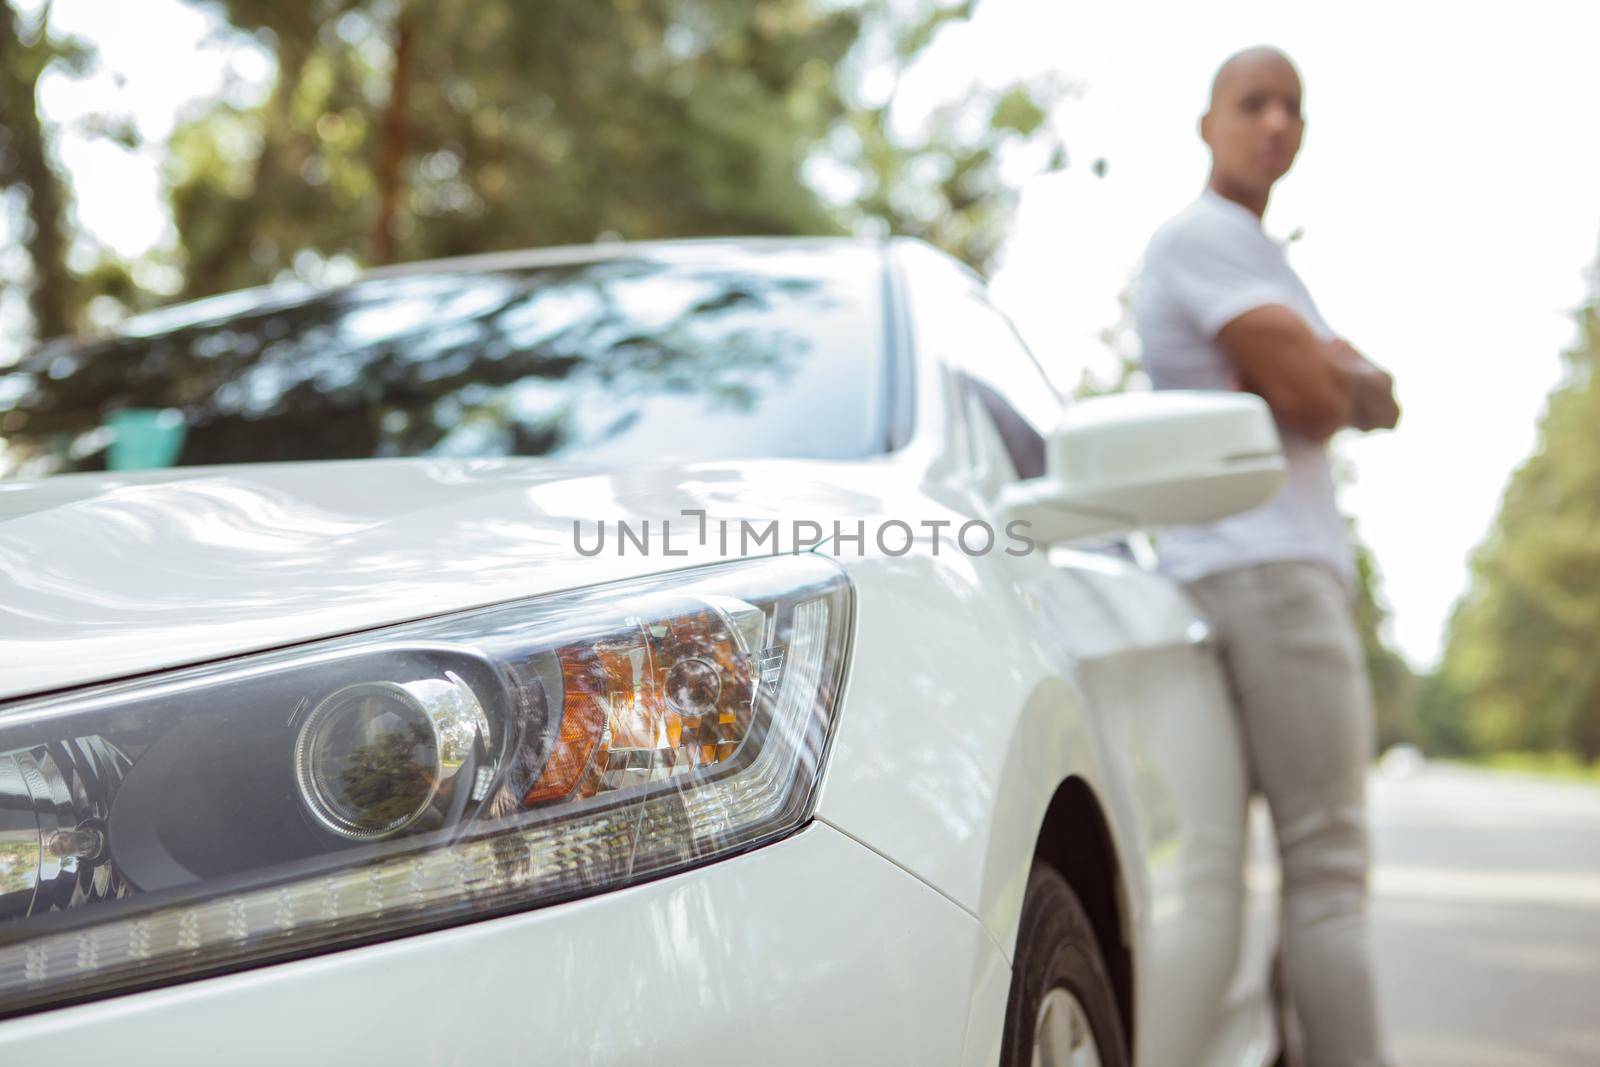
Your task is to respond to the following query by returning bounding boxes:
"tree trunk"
[0,0,76,340]
[371,4,413,265]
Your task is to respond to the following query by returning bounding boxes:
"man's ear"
[1198,111,1212,147]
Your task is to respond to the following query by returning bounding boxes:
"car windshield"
[0,243,889,478]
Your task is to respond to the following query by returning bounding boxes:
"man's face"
[1202,54,1305,194]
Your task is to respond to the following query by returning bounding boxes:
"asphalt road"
[1368,763,1600,1067]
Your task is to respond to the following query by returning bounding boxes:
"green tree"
[1075,287,1145,397]
[170,0,862,296]
[1432,288,1600,761]
[1351,531,1418,752]
[831,0,1069,273]
[0,0,1073,349]
[164,0,1067,297]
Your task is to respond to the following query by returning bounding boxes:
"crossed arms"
[1216,305,1400,440]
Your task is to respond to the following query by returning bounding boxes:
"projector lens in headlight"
[0,555,851,1017]
[294,675,489,840]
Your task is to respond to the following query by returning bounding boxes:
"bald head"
[1201,47,1305,212]
[1208,47,1301,111]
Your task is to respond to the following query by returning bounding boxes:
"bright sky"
[25,0,1600,667]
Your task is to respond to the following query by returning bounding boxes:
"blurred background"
[0,1,1597,1061]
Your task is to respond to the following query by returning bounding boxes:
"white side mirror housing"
[1001,391,1286,547]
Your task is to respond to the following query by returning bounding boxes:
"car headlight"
[0,555,850,1016]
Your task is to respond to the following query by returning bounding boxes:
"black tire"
[1000,862,1131,1067]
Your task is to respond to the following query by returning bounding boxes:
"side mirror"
[1000,391,1285,547]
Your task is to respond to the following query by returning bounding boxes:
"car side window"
[944,295,1064,480]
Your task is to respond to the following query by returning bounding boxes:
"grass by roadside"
[1440,751,1600,783]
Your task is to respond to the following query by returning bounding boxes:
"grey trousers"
[1184,560,1383,1067]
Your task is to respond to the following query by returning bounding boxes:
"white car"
[0,238,1285,1066]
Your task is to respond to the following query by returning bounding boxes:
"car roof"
[361,234,893,279]
[99,235,900,345]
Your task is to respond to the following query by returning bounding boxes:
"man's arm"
[1216,305,1399,439]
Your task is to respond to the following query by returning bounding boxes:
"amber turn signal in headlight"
[0,555,851,1017]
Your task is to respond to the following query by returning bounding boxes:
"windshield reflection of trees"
[0,258,825,474]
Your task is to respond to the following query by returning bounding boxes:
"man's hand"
[1328,339,1400,431]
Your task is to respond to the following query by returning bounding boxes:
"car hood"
[0,456,930,701]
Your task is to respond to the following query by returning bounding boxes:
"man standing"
[1132,47,1399,1067]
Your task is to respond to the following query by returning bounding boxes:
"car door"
[1044,554,1276,1067]
[923,271,1275,1067]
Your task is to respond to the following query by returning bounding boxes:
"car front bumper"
[0,822,1009,1065]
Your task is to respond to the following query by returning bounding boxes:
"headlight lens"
[0,555,850,1016]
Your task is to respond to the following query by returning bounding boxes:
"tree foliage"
[1432,293,1600,761]
[163,0,1065,301]
[168,0,861,297]
[0,0,1069,345]
[830,0,1068,272]
[1351,530,1419,752]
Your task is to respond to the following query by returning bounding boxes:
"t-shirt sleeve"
[1156,223,1299,340]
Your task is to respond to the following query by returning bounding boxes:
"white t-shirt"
[1131,188,1354,585]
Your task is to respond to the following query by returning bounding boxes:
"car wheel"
[1000,863,1130,1067]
